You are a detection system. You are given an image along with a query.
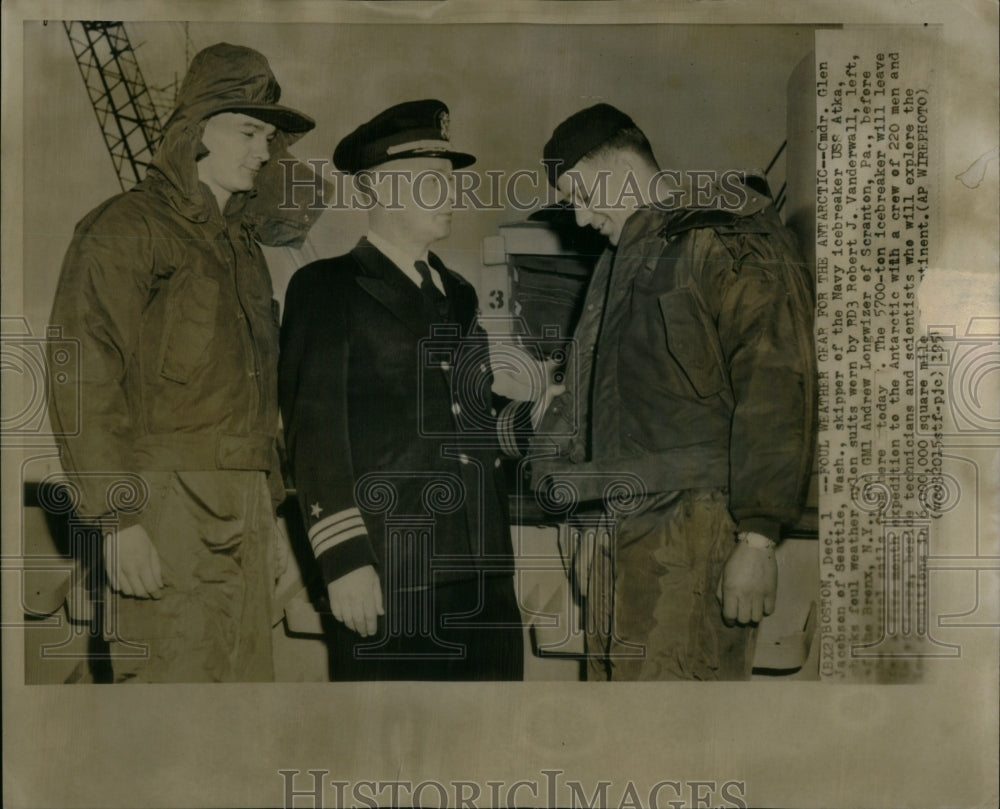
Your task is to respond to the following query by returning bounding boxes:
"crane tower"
[63,21,166,190]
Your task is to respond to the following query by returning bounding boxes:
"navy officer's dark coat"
[279,238,518,591]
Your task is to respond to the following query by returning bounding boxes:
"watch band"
[737,531,777,550]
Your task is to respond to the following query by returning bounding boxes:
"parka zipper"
[224,224,261,430]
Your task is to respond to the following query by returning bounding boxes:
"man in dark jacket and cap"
[508,104,816,680]
[48,43,317,682]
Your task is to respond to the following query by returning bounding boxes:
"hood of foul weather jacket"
[150,42,322,248]
[48,45,321,525]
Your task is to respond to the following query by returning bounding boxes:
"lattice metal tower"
[63,21,165,190]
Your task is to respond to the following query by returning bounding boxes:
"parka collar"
[617,178,773,246]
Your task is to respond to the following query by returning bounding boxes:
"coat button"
[451,402,461,416]
[490,407,497,417]
[440,361,451,372]
[459,453,470,465]
[494,457,502,468]
[479,363,488,373]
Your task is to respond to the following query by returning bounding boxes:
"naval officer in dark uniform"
[279,100,529,680]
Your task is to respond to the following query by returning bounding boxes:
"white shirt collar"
[366,230,445,294]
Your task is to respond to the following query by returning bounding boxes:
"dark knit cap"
[543,103,637,187]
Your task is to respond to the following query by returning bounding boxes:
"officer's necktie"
[414,260,449,317]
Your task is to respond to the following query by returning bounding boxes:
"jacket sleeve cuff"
[317,535,378,585]
[736,517,780,543]
[74,477,145,532]
[308,507,377,584]
[497,400,533,458]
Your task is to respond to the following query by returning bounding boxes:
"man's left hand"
[716,539,777,625]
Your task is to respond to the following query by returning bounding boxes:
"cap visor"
[378,149,476,169]
[445,151,477,169]
[219,103,316,134]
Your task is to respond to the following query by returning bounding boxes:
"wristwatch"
[737,531,777,550]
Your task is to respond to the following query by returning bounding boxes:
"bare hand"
[327,565,384,636]
[105,524,163,599]
[716,540,777,625]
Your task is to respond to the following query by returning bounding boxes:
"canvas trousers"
[106,469,275,683]
[572,488,756,681]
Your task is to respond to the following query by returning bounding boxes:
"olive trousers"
[573,489,756,681]
[106,470,274,683]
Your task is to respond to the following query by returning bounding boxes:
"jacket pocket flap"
[159,272,219,384]
[658,288,726,399]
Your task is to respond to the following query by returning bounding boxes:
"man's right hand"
[104,524,163,599]
[327,565,384,637]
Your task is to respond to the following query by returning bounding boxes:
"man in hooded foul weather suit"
[48,43,318,682]
[508,104,816,681]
